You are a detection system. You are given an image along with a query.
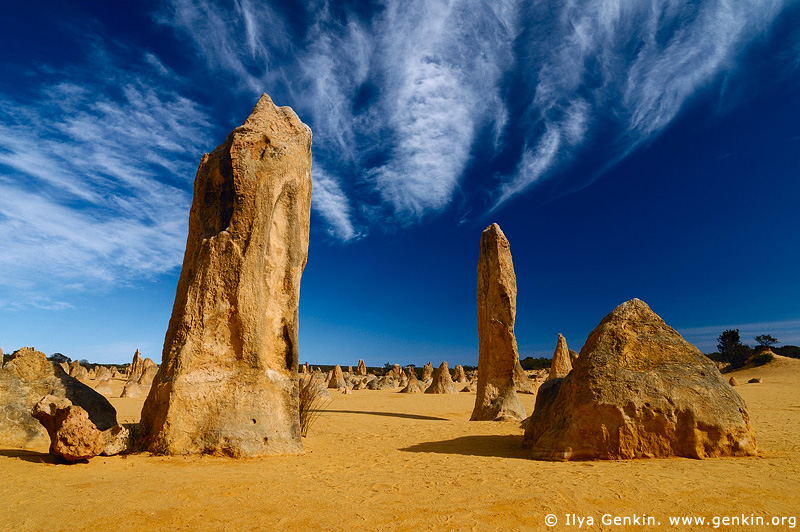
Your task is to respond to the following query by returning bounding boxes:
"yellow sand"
[1,359,798,532]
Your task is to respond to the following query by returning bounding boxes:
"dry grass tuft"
[299,377,330,437]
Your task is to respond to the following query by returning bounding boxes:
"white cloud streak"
[496,0,791,206]
[0,57,210,308]
[163,0,519,230]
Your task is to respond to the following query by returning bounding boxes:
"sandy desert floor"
[1,358,798,532]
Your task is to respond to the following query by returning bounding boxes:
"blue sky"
[0,1,798,366]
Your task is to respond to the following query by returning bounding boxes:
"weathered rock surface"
[513,360,536,394]
[356,359,367,376]
[548,333,572,380]
[453,365,467,383]
[96,366,112,382]
[328,365,346,389]
[138,364,159,387]
[729,376,740,386]
[425,361,458,394]
[523,299,758,460]
[471,224,526,421]
[139,94,312,457]
[101,425,130,456]
[129,350,144,382]
[422,362,434,381]
[400,371,426,393]
[0,348,117,448]
[32,395,105,461]
[94,379,113,396]
[120,380,144,398]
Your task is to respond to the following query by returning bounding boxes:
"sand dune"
[1,359,798,531]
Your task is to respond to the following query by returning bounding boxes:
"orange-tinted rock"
[523,299,758,460]
[139,94,312,457]
[425,361,458,394]
[471,224,525,421]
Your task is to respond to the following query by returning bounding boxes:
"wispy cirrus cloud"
[161,0,519,234]
[496,0,792,206]
[161,0,794,233]
[0,52,210,308]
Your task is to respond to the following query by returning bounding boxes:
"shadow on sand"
[0,448,63,464]
[400,434,530,459]
[325,409,448,421]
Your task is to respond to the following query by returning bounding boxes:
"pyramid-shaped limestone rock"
[139,94,312,457]
[453,365,467,383]
[547,334,572,380]
[425,361,458,394]
[400,371,426,393]
[471,224,526,421]
[356,359,367,376]
[523,299,758,460]
[328,365,346,389]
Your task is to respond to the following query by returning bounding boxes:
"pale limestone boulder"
[471,224,525,421]
[94,379,113,396]
[138,364,159,387]
[548,333,572,380]
[140,94,311,457]
[425,361,458,394]
[523,299,758,460]
[32,395,105,461]
[120,380,144,398]
[0,348,117,448]
[453,365,467,383]
[422,362,434,381]
[328,365,346,389]
[356,359,367,376]
[101,425,130,456]
[399,371,426,394]
[729,376,740,386]
[96,366,112,381]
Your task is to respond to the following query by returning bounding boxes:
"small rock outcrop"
[139,94,312,457]
[729,376,740,386]
[138,364,159,387]
[95,366,112,381]
[101,425,131,456]
[32,395,105,461]
[120,381,144,398]
[356,360,367,376]
[400,371,426,393]
[129,350,144,382]
[94,379,113,396]
[748,377,762,384]
[523,299,758,460]
[421,362,434,381]
[471,224,526,421]
[0,348,117,448]
[453,365,467,383]
[513,360,536,394]
[328,365,346,389]
[547,333,572,380]
[425,361,458,394]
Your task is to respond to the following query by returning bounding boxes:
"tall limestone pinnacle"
[139,94,312,457]
[471,223,526,421]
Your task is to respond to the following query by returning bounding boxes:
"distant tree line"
[706,329,800,370]
[519,356,551,371]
